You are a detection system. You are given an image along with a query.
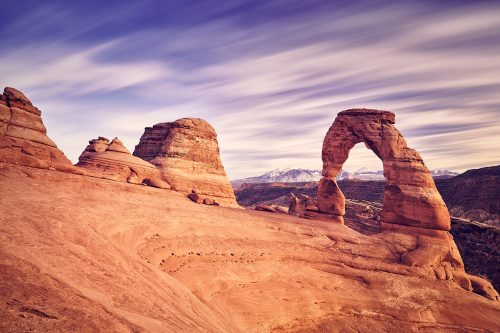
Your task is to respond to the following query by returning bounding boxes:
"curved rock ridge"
[318,108,450,234]
[133,118,238,207]
[77,137,169,188]
[0,87,75,171]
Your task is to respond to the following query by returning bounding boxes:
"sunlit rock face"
[316,109,499,300]
[133,118,238,207]
[318,109,450,235]
[0,87,75,172]
[77,137,169,189]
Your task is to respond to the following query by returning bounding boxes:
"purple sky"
[1,0,500,179]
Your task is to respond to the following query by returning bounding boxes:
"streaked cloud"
[1,0,499,178]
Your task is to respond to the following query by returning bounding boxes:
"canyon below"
[1,87,499,332]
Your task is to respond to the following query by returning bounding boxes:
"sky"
[1,0,500,179]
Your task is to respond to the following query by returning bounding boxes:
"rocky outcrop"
[0,87,75,172]
[435,165,500,227]
[318,109,450,235]
[288,193,317,216]
[254,204,287,214]
[316,108,498,299]
[450,217,500,294]
[188,191,220,206]
[77,137,169,188]
[133,118,238,207]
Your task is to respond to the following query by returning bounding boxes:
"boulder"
[133,118,238,207]
[255,204,277,213]
[203,198,214,205]
[188,192,203,204]
[0,87,75,172]
[468,274,499,302]
[76,137,169,189]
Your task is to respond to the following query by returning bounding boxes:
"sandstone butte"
[133,118,238,207]
[0,87,499,333]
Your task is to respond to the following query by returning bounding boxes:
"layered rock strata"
[0,87,75,171]
[134,118,238,207]
[77,137,169,189]
[318,109,450,235]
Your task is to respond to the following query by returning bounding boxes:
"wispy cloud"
[1,1,500,178]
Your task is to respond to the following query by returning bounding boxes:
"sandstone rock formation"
[318,109,450,235]
[316,109,499,298]
[133,118,238,207]
[77,137,169,188]
[289,193,316,216]
[0,87,75,172]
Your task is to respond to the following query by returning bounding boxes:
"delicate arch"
[317,109,450,234]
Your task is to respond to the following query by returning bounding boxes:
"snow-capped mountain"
[231,168,322,189]
[349,167,385,180]
[257,168,322,182]
[231,168,354,189]
[430,169,460,179]
[231,168,459,189]
[337,170,350,180]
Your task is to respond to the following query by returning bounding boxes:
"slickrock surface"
[0,87,75,172]
[134,118,238,207]
[1,164,499,332]
[236,179,500,292]
[319,109,450,234]
[77,136,169,188]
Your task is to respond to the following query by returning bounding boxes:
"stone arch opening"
[317,109,450,236]
[342,142,385,182]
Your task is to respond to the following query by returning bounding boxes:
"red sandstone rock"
[0,87,75,172]
[188,192,203,204]
[203,198,214,205]
[318,108,450,232]
[305,205,319,212]
[255,204,277,213]
[468,274,499,301]
[133,118,238,207]
[77,137,169,189]
[288,193,304,216]
[314,108,499,297]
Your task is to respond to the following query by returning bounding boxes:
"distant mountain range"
[231,168,459,189]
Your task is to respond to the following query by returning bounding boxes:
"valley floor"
[1,163,499,332]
